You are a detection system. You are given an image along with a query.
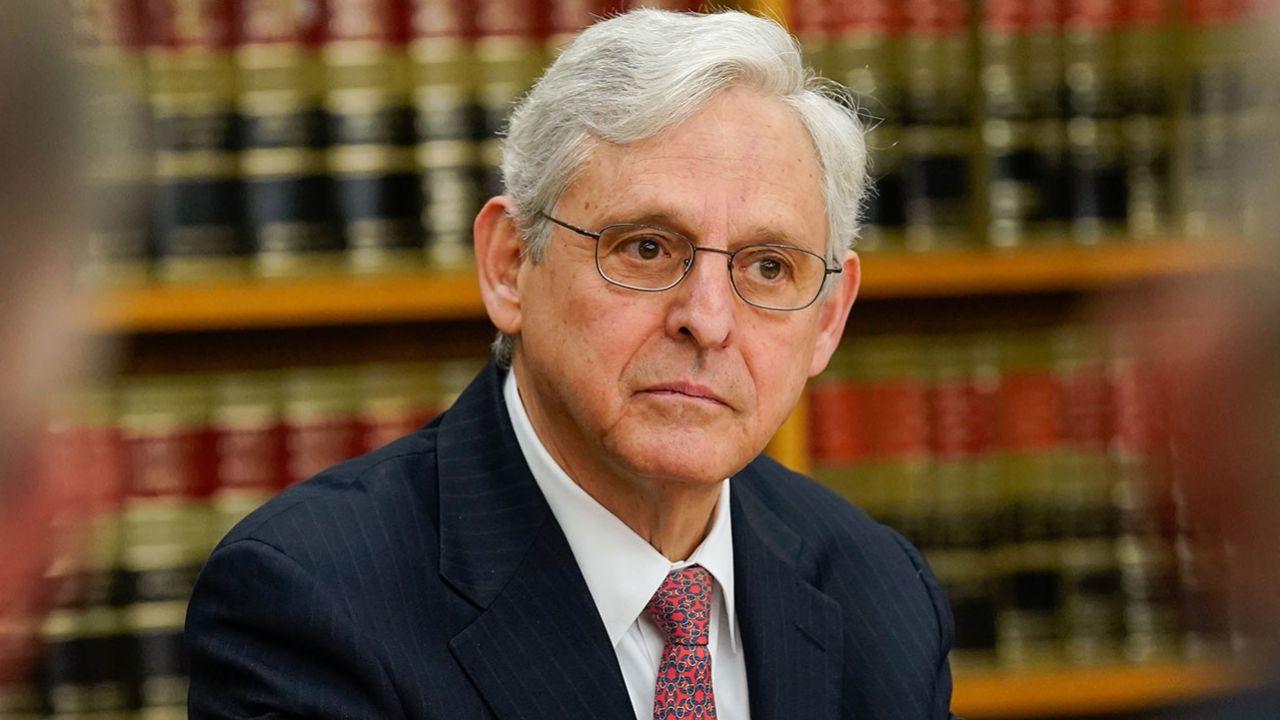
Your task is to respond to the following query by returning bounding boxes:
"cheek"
[740,321,820,415]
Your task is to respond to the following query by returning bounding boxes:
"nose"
[664,246,736,350]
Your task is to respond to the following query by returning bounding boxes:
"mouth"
[638,382,732,409]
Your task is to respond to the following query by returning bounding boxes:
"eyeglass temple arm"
[537,211,601,239]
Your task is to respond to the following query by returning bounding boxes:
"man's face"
[507,87,857,489]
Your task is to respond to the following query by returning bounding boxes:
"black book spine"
[118,377,216,718]
[1062,1,1129,245]
[74,0,155,287]
[900,2,974,251]
[324,0,424,275]
[238,0,343,278]
[146,0,248,282]
[411,0,484,272]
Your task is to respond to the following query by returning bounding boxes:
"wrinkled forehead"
[560,90,828,253]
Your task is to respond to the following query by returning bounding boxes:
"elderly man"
[187,9,956,720]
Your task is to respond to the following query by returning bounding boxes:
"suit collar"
[437,361,634,720]
[732,461,845,720]
[436,361,550,608]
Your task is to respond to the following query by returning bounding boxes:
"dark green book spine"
[119,377,217,719]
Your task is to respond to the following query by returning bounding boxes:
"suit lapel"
[732,465,845,720]
[435,363,633,720]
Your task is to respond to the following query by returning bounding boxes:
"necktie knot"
[646,565,713,647]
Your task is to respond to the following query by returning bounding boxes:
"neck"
[578,473,722,561]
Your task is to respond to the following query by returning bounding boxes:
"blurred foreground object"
[1100,5,1280,711]
[0,0,99,697]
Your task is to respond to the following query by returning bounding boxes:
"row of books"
[74,0,710,287]
[792,0,1278,251]
[808,327,1243,670]
[1,359,482,719]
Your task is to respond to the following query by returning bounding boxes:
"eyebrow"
[605,209,810,250]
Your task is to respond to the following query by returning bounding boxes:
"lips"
[639,382,732,409]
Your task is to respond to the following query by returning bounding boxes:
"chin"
[609,430,756,487]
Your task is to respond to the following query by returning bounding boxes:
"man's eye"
[623,236,669,261]
[746,253,791,282]
[757,258,783,280]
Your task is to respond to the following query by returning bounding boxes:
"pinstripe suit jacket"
[186,361,956,720]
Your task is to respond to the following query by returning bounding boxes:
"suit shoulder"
[740,455,955,663]
[739,455,940,595]
[740,454,884,540]
[218,425,441,562]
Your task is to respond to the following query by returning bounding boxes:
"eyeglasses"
[539,213,841,312]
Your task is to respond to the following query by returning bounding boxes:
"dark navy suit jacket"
[187,362,956,719]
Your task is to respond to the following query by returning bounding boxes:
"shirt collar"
[503,369,739,651]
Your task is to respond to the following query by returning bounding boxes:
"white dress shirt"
[504,371,751,720]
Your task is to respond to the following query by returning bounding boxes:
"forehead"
[560,88,827,252]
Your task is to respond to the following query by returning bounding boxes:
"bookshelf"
[54,0,1262,718]
[86,242,1253,333]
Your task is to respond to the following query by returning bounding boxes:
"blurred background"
[1,0,1275,719]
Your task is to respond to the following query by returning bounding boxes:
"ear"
[473,196,526,336]
[807,251,860,378]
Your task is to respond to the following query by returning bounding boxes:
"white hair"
[492,8,869,366]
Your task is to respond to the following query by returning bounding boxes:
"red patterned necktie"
[646,565,718,720]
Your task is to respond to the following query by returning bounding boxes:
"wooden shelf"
[856,241,1253,299]
[952,661,1250,719]
[85,243,1254,334]
[87,271,484,333]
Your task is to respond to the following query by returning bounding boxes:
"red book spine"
[1108,330,1184,662]
[927,336,1002,670]
[283,369,364,487]
[808,379,872,467]
[548,0,610,44]
[212,372,287,536]
[39,408,133,718]
[118,378,216,715]
[623,0,701,9]
[860,337,930,546]
[993,333,1067,669]
[359,364,444,451]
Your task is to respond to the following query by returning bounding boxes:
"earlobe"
[473,196,526,335]
[807,251,860,377]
